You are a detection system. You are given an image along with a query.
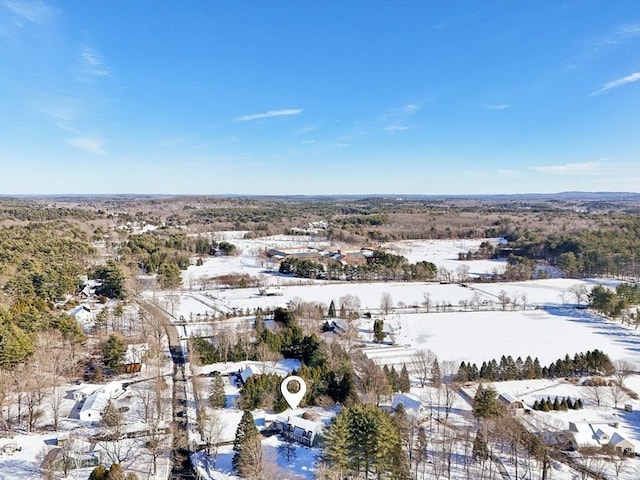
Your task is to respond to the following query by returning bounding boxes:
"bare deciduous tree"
[339,294,361,319]
[380,292,394,316]
[411,349,436,388]
[568,284,590,307]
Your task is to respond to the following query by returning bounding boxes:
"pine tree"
[566,397,574,409]
[457,362,469,382]
[233,410,262,473]
[373,319,385,343]
[472,384,503,419]
[431,358,441,388]
[533,357,542,378]
[575,398,583,409]
[325,404,406,478]
[472,429,489,461]
[254,308,264,333]
[328,300,336,318]
[210,372,226,409]
[89,465,107,480]
[389,365,399,392]
[105,464,125,480]
[399,364,411,392]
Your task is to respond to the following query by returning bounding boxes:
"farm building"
[497,392,528,415]
[391,393,425,419]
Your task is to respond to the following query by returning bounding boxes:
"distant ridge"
[1,191,639,202]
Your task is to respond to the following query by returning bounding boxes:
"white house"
[567,422,635,454]
[73,384,102,402]
[69,305,92,326]
[78,381,124,423]
[610,432,635,456]
[274,415,323,447]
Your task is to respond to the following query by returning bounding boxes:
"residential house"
[78,381,124,423]
[274,415,323,447]
[69,305,92,326]
[567,422,635,454]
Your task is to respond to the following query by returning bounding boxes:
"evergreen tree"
[210,372,226,409]
[105,464,125,480]
[232,410,262,474]
[560,398,568,410]
[324,403,407,479]
[389,365,399,392]
[472,384,503,419]
[328,300,336,318]
[324,406,352,471]
[576,398,583,409]
[89,465,107,480]
[524,356,535,379]
[472,429,489,461]
[456,362,469,382]
[398,364,411,392]
[533,357,542,378]
[552,397,560,410]
[373,318,385,343]
[431,358,441,388]
[254,308,264,333]
[103,334,126,373]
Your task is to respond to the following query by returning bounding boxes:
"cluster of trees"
[89,463,138,480]
[323,403,408,479]
[499,218,640,279]
[238,373,288,411]
[531,396,583,411]
[383,364,411,393]
[456,350,613,382]
[279,252,437,282]
[0,299,84,369]
[1,222,93,300]
[589,283,640,320]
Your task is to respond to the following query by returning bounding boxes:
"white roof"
[498,392,520,404]
[276,415,322,433]
[76,384,101,396]
[391,393,423,415]
[240,365,262,383]
[81,390,109,415]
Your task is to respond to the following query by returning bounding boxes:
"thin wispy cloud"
[382,103,420,132]
[0,0,55,40]
[233,108,303,122]
[79,45,111,78]
[1,0,53,24]
[484,104,509,110]
[590,71,640,96]
[68,137,106,156]
[530,161,602,175]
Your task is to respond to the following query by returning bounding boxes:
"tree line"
[456,350,613,383]
[279,251,437,281]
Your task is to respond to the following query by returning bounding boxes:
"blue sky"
[1,1,638,195]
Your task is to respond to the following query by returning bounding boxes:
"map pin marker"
[280,375,307,410]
